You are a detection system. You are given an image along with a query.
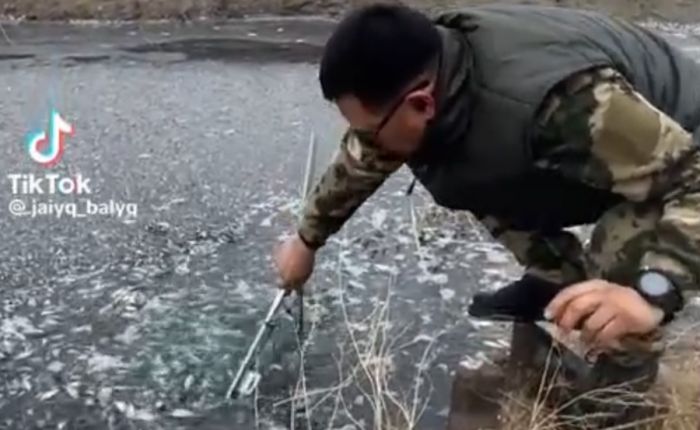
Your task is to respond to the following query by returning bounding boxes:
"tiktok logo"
[25,109,74,168]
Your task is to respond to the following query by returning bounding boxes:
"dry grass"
[278,200,699,430]
[499,339,700,430]
[271,229,436,430]
[3,0,700,22]
[0,0,309,20]
[280,267,698,430]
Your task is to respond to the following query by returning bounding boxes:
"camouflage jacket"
[298,67,700,293]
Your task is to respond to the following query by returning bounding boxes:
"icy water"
[0,19,698,430]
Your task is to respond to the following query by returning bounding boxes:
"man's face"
[336,79,437,157]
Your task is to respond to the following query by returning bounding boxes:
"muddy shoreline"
[2,0,700,23]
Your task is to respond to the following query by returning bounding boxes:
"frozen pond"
[0,18,698,430]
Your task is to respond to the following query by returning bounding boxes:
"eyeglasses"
[352,79,430,146]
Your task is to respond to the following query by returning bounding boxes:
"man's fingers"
[556,294,603,332]
[595,317,625,348]
[545,280,606,322]
[581,305,617,343]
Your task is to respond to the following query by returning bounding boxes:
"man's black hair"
[319,3,441,108]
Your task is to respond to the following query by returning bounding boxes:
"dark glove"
[468,274,567,322]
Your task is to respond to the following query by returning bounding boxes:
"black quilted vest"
[407,5,700,232]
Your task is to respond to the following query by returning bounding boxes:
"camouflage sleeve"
[534,67,700,293]
[478,215,588,285]
[297,130,405,249]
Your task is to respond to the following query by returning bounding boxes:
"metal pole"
[227,131,317,399]
[226,290,287,399]
[297,132,316,340]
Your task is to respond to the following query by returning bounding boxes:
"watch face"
[639,271,672,297]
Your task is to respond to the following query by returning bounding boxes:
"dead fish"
[47,361,64,373]
[483,340,507,349]
[130,409,156,422]
[65,382,80,399]
[37,388,59,401]
[97,387,112,406]
[14,349,34,360]
[440,288,456,301]
[170,409,196,418]
[183,375,195,391]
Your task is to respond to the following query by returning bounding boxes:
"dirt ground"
[2,0,700,22]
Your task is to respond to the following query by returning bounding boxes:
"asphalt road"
[0,18,698,430]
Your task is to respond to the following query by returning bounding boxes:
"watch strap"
[635,269,684,325]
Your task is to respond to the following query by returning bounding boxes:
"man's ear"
[407,92,435,119]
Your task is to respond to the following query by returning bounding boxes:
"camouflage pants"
[582,202,665,376]
[544,202,669,370]
[488,204,669,423]
[543,207,668,425]
[495,202,667,375]
[536,71,680,372]
[499,67,700,423]
[486,66,700,378]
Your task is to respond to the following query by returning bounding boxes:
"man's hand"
[274,233,315,291]
[544,279,664,350]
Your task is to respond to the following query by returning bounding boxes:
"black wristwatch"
[634,269,684,325]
